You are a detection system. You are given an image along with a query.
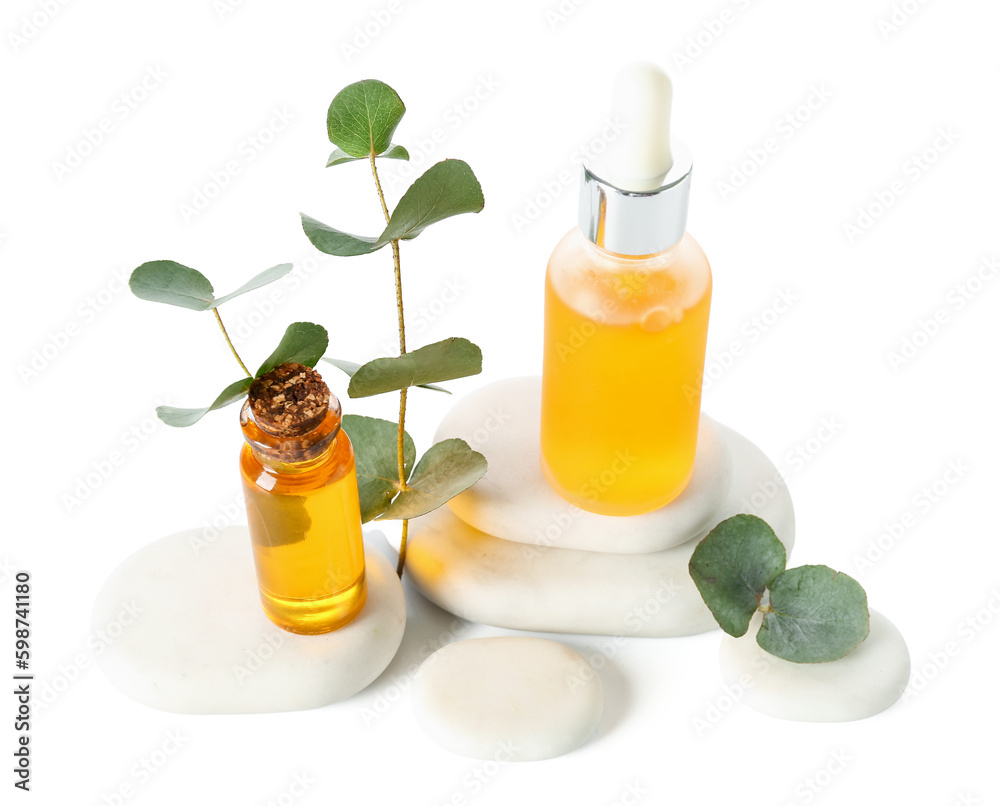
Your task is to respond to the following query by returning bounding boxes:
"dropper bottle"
[540,62,712,517]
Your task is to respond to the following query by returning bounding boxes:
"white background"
[3,0,999,803]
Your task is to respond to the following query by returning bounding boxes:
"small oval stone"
[92,527,405,714]
[718,610,910,722]
[412,637,603,761]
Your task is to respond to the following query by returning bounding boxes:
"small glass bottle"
[239,363,367,634]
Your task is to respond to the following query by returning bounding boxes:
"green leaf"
[341,414,415,522]
[325,148,360,168]
[326,143,409,167]
[322,357,364,376]
[346,338,482,398]
[375,159,484,247]
[321,357,448,393]
[757,566,870,663]
[256,322,329,377]
[379,439,486,521]
[326,79,406,158]
[129,260,215,311]
[689,515,788,637]
[300,213,382,257]
[212,263,293,308]
[131,261,294,312]
[380,144,409,161]
[156,377,252,427]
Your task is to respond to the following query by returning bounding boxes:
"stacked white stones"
[405,377,797,638]
[407,377,912,725]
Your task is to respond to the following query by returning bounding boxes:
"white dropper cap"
[579,62,693,255]
[596,61,674,192]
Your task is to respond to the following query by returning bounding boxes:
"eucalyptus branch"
[213,308,252,378]
[128,259,327,427]
[303,78,488,580]
[127,80,491,592]
[370,152,412,576]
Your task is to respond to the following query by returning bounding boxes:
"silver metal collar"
[578,141,693,256]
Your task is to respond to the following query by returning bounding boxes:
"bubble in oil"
[641,306,682,332]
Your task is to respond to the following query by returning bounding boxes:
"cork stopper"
[248,362,331,437]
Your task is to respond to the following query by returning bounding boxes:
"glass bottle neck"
[240,399,343,473]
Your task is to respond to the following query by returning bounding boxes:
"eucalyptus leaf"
[326,148,361,168]
[327,79,406,158]
[380,144,409,161]
[129,260,215,311]
[341,414,415,522]
[156,377,252,427]
[379,438,486,521]
[300,213,382,256]
[322,357,364,377]
[321,357,448,393]
[327,143,409,167]
[375,160,484,247]
[256,322,329,377]
[689,515,788,637]
[757,566,870,663]
[212,263,293,308]
[347,338,481,398]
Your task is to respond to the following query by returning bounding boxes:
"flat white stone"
[439,376,733,554]
[92,526,405,714]
[412,637,603,760]
[718,611,910,722]
[406,417,794,637]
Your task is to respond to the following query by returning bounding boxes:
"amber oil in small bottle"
[240,363,367,634]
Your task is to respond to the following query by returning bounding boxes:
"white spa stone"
[412,637,603,760]
[438,376,733,554]
[405,408,794,637]
[718,611,910,722]
[92,526,405,714]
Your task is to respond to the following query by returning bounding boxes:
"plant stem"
[213,308,252,378]
[370,153,410,578]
